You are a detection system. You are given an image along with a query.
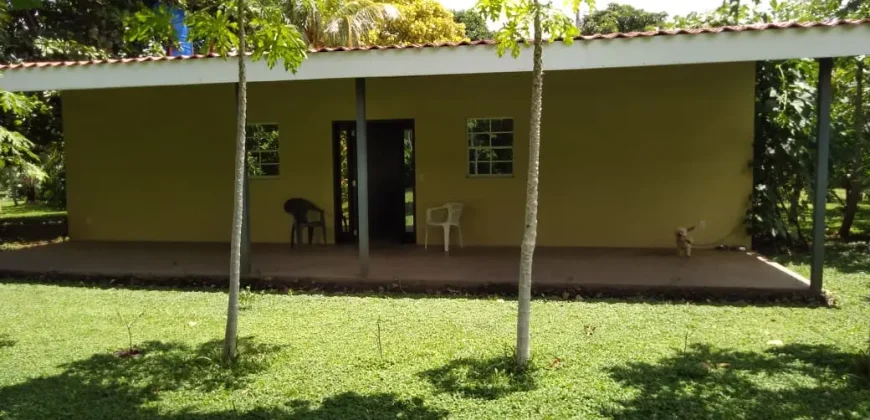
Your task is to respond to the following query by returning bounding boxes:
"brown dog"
[675,226,695,257]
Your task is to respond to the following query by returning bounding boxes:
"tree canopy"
[371,0,464,45]
[579,2,667,35]
[452,8,492,40]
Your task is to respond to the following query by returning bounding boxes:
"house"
[1,20,868,294]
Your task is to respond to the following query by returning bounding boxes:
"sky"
[437,0,728,17]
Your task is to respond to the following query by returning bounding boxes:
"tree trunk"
[516,2,543,369]
[223,0,247,363]
[840,181,861,239]
[839,59,865,239]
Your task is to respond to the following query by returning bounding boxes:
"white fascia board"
[2,23,869,92]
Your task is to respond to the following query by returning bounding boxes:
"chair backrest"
[283,198,322,223]
[445,202,464,225]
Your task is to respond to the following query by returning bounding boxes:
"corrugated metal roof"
[1,19,867,70]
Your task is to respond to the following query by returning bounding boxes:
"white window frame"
[246,122,280,179]
[467,117,514,178]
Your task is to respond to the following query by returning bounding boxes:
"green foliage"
[476,0,590,58]
[0,91,34,117]
[33,37,110,60]
[187,6,239,55]
[579,2,667,35]
[37,143,65,208]
[126,0,308,72]
[371,0,465,45]
[288,0,400,48]
[0,126,38,170]
[248,3,307,71]
[123,5,176,54]
[452,8,493,40]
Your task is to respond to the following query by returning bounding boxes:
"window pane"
[494,148,513,161]
[491,118,513,132]
[470,133,489,147]
[479,148,497,162]
[491,133,513,147]
[245,123,280,177]
[468,162,477,175]
[261,164,280,176]
[476,162,491,175]
[468,149,479,163]
[467,119,489,133]
[248,164,265,177]
[492,162,513,175]
[260,151,280,164]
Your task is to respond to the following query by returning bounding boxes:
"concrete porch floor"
[0,242,809,292]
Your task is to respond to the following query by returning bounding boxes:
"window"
[467,118,513,176]
[246,124,280,177]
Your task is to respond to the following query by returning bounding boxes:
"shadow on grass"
[0,337,284,419]
[419,354,537,400]
[161,392,448,419]
[0,336,448,420]
[0,334,14,349]
[274,393,447,419]
[603,343,870,419]
[772,241,870,275]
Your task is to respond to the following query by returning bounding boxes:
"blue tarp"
[170,7,193,56]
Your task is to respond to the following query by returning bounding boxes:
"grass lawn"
[0,199,66,220]
[1,247,869,419]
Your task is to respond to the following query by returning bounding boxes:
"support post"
[811,57,833,293]
[236,83,252,275]
[355,78,370,278]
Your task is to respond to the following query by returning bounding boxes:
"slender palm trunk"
[516,2,543,368]
[224,0,247,363]
[839,60,864,239]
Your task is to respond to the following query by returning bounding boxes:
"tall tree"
[372,0,464,45]
[287,0,399,48]
[126,0,307,362]
[578,2,666,35]
[476,0,592,368]
[452,8,492,40]
[833,56,869,239]
[226,0,248,362]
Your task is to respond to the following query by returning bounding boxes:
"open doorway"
[332,119,416,245]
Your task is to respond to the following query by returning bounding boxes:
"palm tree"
[287,0,399,48]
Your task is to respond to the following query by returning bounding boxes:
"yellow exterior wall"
[64,62,753,247]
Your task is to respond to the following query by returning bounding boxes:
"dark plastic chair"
[283,198,326,247]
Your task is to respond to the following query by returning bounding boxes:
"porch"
[0,242,809,293]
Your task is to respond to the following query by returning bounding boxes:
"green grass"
[1,251,869,419]
[0,200,66,220]
[795,189,870,236]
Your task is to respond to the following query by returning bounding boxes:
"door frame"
[331,119,417,245]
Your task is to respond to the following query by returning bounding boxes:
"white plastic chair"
[425,202,464,253]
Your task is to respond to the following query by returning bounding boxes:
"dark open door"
[333,119,415,245]
[332,121,358,244]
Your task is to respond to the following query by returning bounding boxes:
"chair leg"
[443,225,450,253]
[308,226,314,245]
[425,226,429,250]
[458,225,464,248]
[321,226,327,245]
[291,225,296,249]
[295,223,303,247]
